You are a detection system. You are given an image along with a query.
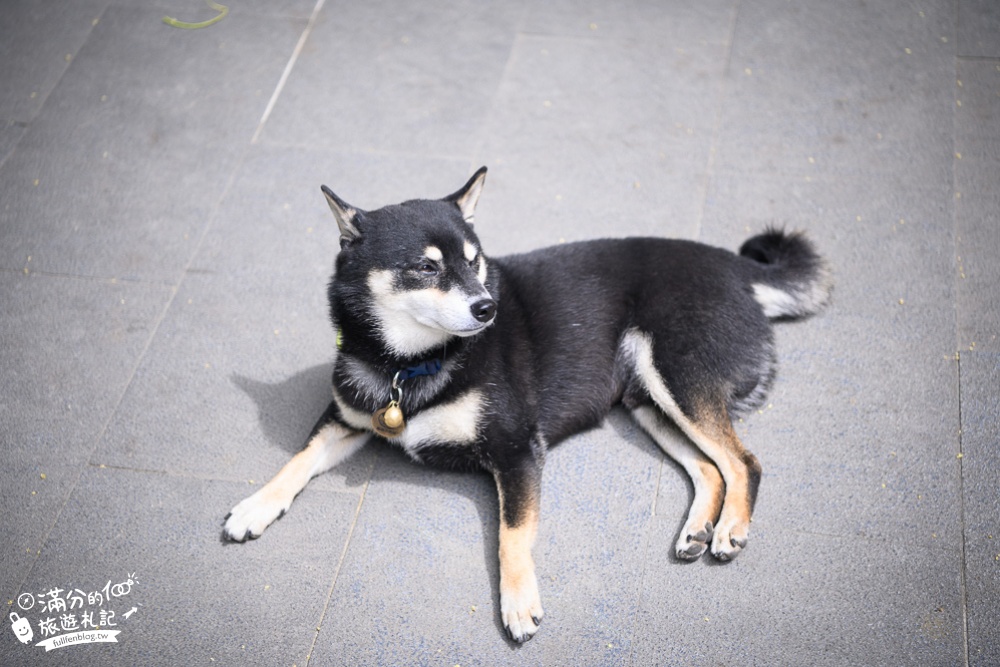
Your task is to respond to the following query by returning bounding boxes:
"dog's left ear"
[444,166,487,225]
[321,185,362,249]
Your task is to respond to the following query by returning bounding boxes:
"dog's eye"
[417,262,439,276]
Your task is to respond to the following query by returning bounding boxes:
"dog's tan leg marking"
[496,479,543,643]
[689,403,761,561]
[223,423,367,542]
[632,405,724,560]
[623,329,760,561]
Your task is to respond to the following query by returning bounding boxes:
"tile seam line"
[955,55,1000,62]
[952,7,971,659]
[957,354,970,667]
[0,266,175,288]
[251,0,327,145]
[694,0,742,242]
[626,455,666,667]
[469,30,524,171]
[304,450,378,667]
[83,461,368,495]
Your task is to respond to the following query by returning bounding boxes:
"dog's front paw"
[676,520,713,560]
[222,487,290,542]
[500,573,544,643]
[710,513,749,561]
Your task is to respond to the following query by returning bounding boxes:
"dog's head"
[322,167,497,358]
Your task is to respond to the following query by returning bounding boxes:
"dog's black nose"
[471,298,497,323]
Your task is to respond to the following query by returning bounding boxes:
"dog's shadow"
[232,365,335,455]
[231,366,703,643]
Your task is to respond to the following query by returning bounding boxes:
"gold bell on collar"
[372,370,406,438]
[372,400,405,437]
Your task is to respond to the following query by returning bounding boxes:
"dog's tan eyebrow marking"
[477,256,488,284]
[464,241,478,262]
[424,246,444,262]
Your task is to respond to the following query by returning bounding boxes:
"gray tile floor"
[1,1,997,665]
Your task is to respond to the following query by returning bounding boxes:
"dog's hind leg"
[647,396,760,561]
[223,403,368,542]
[624,330,761,561]
[680,404,761,561]
[494,456,544,643]
[631,405,723,560]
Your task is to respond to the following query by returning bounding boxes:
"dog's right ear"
[321,185,362,249]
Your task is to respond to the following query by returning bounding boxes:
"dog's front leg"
[494,459,544,643]
[223,403,367,542]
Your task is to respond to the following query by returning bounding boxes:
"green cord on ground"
[162,0,228,29]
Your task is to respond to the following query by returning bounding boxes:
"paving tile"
[631,521,965,665]
[309,413,662,665]
[0,272,170,448]
[959,352,1000,667]
[717,0,955,186]
[0,6,306,281]
[954,61,1000,190]
[654,327,963,549]
[956,188,1000,352]
[475,31,731,255]
[0,0,105,125]
[700,173,956,331]
[958,0,1000,57]
[0,272,171,603]
[0,466,360,666]
[94,147,468,487]
[258,0,526,158]
[92,269,377,491]
[720,350,959,547]
[955,61,1000,352]
[0,460,81,636]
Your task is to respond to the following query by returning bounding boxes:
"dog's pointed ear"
[321,185,362,249]
[444,166,487,225]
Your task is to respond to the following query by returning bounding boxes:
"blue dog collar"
[398,358,443,380]
[336,327,445,385]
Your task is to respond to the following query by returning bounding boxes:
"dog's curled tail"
[739,228,832,320]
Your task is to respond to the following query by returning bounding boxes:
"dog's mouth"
[434,318,494,337]
[451,323,492,336]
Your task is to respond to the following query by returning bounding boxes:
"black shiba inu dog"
[223,167,831,642]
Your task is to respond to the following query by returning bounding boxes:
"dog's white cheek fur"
[367,271,454,356]
[367,270,487,357]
